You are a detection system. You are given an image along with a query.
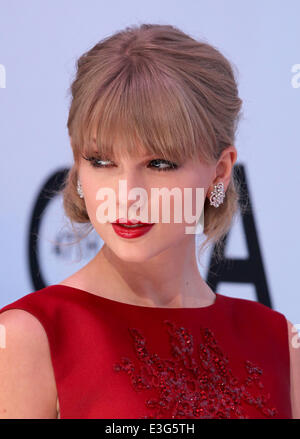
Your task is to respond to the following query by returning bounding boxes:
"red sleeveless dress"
[0,285,292,419]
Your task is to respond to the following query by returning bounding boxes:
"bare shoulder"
[0,309,58,418]
[286,319,300,419]
[58,270,89,290]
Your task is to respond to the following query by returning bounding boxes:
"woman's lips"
[113,218,153,225]
[111,222,154,239]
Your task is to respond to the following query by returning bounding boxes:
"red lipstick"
[111,218,154,239]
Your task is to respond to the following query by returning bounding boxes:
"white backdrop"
[0,0,299,328]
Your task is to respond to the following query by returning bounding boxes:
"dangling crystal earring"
[77,179,84,199]
[209,181,225,208]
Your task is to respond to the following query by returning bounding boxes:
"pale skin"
[0,144,299,418]
[62,142,233,308]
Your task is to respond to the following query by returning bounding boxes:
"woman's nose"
[116,173,149,219]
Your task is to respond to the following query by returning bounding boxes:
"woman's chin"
[110,246,157,263]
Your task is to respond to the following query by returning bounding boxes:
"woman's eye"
[83,155,115,168]
[148,159,178,172]
[82,155,178,171]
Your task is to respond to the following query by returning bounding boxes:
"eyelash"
[82,156,179,172]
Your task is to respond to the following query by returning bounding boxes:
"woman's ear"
[213,145,237,192]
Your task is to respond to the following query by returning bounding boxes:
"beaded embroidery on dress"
[113,319,278,419]
[0,285,291,418]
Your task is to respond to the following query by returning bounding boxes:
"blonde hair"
[62,23,247,263]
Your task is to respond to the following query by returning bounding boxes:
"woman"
[0,23,299,419]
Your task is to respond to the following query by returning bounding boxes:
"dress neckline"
[52,284,220,311]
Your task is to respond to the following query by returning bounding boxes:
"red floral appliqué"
[113,319,278,419]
